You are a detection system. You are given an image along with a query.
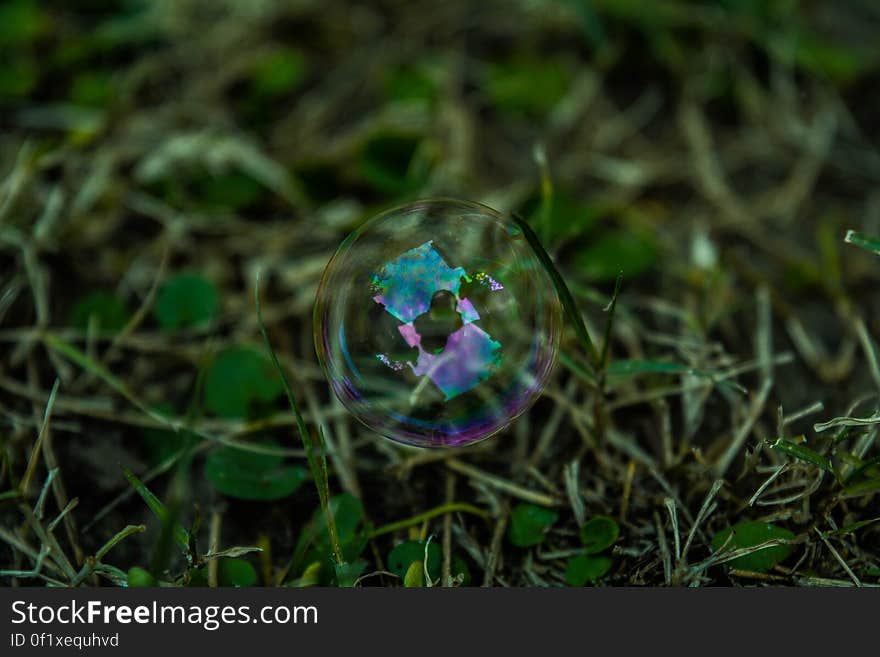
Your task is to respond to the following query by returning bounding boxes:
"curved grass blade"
[254,274,344,566]
[510,212,600,370]
[844,230,880,256]
[770,438,837,479]
[122,467,189,552]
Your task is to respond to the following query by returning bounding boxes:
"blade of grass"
[511,212,600,370]
[122,467,189,552]
[770,437,837,478]
[255,273,344,565]
[843,454,880,485]
[827,517,880,537]
[94,524,146,562]
[20,378,60,496]
[841,477,880,498]
[43,333,174,430]
[533,143,554,244]
[368,502,489,539]
[598,272,623,388]
[844,230,880,256]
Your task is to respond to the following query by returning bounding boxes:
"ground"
[1,0,879,587]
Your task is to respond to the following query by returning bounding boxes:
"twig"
[446,459,560,507]
[715,379,773,478]
[481,505,509,587]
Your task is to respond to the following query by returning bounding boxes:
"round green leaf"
[127,566,155,587]
[203,346,284,418]
[154,273,219,330]
[219,558,257,587]
[388,540,441,580]
[508,503,559,548]
[711,521,795,573]
[302,494,366,553]
[576,230,657,281]
[204,444,307,501]
[69,291,128,332]
[580,516,619,554]
[294,494,368,584]
[565,554,612,586]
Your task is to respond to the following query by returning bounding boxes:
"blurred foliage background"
[1,0,880,587]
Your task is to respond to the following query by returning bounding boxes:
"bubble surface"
[314,199,563,448]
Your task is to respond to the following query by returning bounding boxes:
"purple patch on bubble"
[409,323,501,400]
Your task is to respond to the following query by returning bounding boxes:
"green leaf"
[0,0,48,48]
[204,443,307,501]
[508,503,558,548]
[607,359,693,377]
[69,292,129,332]
[323,494,365,548]
[711,521,795,572]
[842,477,880,499]
[154,273,219,330]
[203,346,284,418]
[219,558,257,587]
[770,438,835,475]
[843,455,880,485]
[388,540,442,580]
[0,57,38,98]
[827,517,880,537]
[520,191,606,244]
[293,494,368,584]
[122,467,190,552]
[485,57,572,115]
[845,230,880,257]
[127,566,155,587]
[565,554,612,585]
[579,516,619,554]
[403,560,424,587]
[576,230,657,281]
[782,30,872,84]
[250,48,307,98]
[385,65,437,103]
[185,567,208,587]
[69,70,114,108]
[334,560,367,587]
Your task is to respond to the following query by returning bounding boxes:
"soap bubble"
[314,199,563,448]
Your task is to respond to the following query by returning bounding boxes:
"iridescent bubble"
[314,199,563,448]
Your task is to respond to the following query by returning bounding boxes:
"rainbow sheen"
[314,199,563,448]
